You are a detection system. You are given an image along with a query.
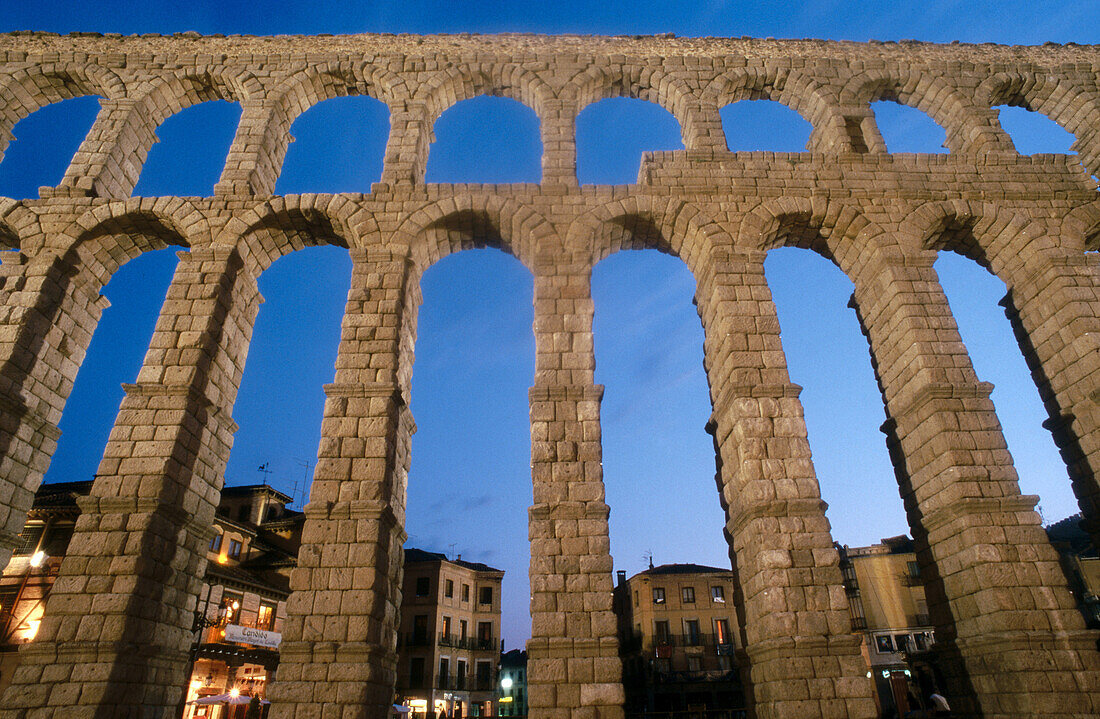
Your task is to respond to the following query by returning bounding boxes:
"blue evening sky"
[1,1,1096,648]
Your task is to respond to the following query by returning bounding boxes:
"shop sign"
[225,624,281,649]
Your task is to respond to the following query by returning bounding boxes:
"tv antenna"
[293,458,313,508]
[257,463,272,483]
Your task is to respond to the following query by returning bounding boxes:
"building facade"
[394,549,504,719]
[837,537,936,717]
[0,481,303,713]
[613,564,744,716]
[497,649,528,717]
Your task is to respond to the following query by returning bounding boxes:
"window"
[711,585,725,602]
[681,586,695,603]
[415,576,430,597]
[456,659,467,689]
[684,619,701,646]
[228,539,242,559]
[15,524,44,555]
[477,621,493,650]
[257,602,276,631]
[479,586,493,605]
[652,587,665,604]
[442,616,452,639]
[462,584,470,602]
[654,620,671,643]
[476,660,492,691]
[875,635,895,654]
[633,590,638,607]
[445,579,454,598]
[687,656,702,671]
[715,618,732,646]
[209,533,223,552]
[460,619,468,642]
[439,657,449,687]
[413,614,429,644]
[410,657,426,689]
[221,592,243,624]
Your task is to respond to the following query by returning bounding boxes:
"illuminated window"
[228,539,242,559]
[681,586,695,603]
[209,534,222,552]
[715,619,732,645]
[222,592,243,624]
[652,587,665,604]
[711,585,725,602]
[257,602,276,630]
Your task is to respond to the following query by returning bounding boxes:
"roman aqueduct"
[0,31,1098,719]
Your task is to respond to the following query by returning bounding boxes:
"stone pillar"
[540,100,579,187]
[379,102,432,186]
[215,98,289,197]
[681,102,727,152]
[849,250,1100,719]
[50,99,157,199]
[0,246,260,718]
[694,248,876,719]
[0,249,108,570]
[268,248,418,719]
[998,252,1100,548]
[527,259,624,719]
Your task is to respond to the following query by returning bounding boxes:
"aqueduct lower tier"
[0,31,1099,719]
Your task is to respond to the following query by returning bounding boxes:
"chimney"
[616,570,626,586]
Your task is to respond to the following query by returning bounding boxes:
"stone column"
[49,99,157,199]
[694,248,876,719]
[540,100,579,187]
[379,102,432,186]
[849,249,1100,719]
[527,258,624,719]
[0,246,260,718]
[268,248,418,719]
[215,98,289,197]
[0,249,108,570]
[998,252,1100,548]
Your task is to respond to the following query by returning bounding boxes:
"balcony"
[435,673,497,692]
[399,631,433,648]
[649,633,732,649]
[850,616,868,631]
[436,633,497,651]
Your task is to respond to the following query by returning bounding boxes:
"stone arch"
[570,63,701,147]
[219,195,367,275]
[133,67,259,125]
[417,63,555,127]
[0,62,127,162]
[566,196,731,273]
[394,195,557,271]
[899,200,1059,282]
[59,199,199,285]
[736,196,882,281]
[0,199,41,252]
[703,66,847,151]
[977,71,1100,165]
[1064,202,1100,253]
[842,67,1005,155]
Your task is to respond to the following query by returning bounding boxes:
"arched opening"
[994,105,1076,155]
[41,247,180,485]
[425,96,541,184]
[274,96,390,195]
[222,245,351,505]
[407,248,534,656]
[720,100,812,152]
[932,251,1079,525]
[576,98,683,185]
[0,96,101,199]
[763,247,906,545]
[870,101,948,154]
[132,100,242,197]
[592,250,725,574]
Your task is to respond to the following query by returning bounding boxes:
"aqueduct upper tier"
[0,31,1098,719]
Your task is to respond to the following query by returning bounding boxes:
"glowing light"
[232,601,240,610]
[29,551,46,567]
[230,688,240,698]
[501,677,513,690]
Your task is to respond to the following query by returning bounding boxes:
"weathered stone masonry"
[0,31,1097,719]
